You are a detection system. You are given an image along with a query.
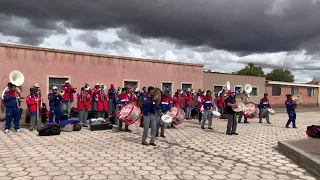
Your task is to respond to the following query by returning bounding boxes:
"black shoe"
[226,132,232,135]
[259,122,262,123]
[83,125,88,127]
[232,132,239,135]
[293,126,297,128]
[156,134,159,137]
[238,121,241,123]
[201,126,205,129]
[149,143,157,146]
[208,127,213,129]
[142,142,148,146]
[171,125,176,128]
[286,126,290,128]
[244,122,249,124]
[125,129,131,132]
[267,122,271,124]
[160,135,166,138]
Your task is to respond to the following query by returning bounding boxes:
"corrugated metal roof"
[0,43,204,67]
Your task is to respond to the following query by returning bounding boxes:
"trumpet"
[60,90,65,96]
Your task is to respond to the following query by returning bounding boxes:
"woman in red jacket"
[96,89,108,119]
[77,87,92,127]
[185,90,194,120]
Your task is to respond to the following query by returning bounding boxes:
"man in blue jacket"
[142,86,157,146]
[285,94,297,128]
[4,83,21,133]
[48,86,62,123]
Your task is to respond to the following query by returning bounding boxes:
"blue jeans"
[5,107,21,130]
[50,106,61,123]
[186,107,192,119]
[286,111,296,127]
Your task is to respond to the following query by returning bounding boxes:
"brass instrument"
[233,102,246,112]
[153,88,162,106]
[100,84,107,101]
[85,83,90,91]
[235,92,248,104]
[292,92,303,105]
[60,90,65,96]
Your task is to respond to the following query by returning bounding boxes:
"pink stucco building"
[0,43,203,109]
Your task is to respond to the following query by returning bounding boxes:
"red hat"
[228,90,234,95]
[126,85,131,89]
[111,84,114,87]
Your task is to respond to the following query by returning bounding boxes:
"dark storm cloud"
[0,0,320,53]
[77,32,102,48]
[64,37,72,47]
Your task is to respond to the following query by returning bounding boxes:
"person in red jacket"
[185,90,194,120]
[173,92,182,108]
[197,91,204,122]
[96,88,108,118]
[77,87,92,127]
[61,80,76,118]
[26,88,41,131]
[128,88,138,105]
[92,83,101,117]
[216,94,223,114]
[117,88,130,132]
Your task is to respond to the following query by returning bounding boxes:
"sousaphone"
[292,92,303,105]
[244,84,252,97]
[9,70,24,86]
[153,87,162,106]
[235,93,248,104]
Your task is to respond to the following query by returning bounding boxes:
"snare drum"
[243,102,259,119]
[267,108,275,115]
[169,106,186,126]
[117,102,142,125]
[212,110,221,117]
[161,113,173,126]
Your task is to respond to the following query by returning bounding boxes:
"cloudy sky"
[1,0,320,82]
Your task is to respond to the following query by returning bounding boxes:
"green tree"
[266,69,295,82]
[237,63,265,77]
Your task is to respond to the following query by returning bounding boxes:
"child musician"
[117,88,131,132]
[77,87,92,127]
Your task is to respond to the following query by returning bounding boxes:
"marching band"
[2,71,304,145]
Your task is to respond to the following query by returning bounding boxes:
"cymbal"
[292,92,303,104]
[233,102,245,112]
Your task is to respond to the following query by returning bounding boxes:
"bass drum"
[117,102,142,125]
[243,102,259,119]
[169,106,186,126]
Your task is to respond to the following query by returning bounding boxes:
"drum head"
[118,102,134,120]
[244,102,258,119]
[153,88,162,106]
[212,111,221,117]
[268,108,275,114]
[161,114,173,124]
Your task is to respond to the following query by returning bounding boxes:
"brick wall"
[266,85,318,107]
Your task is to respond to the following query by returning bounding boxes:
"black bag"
[90,123,113,131]
[25,114,30,123]
[60,110,68,121]
[310,125,320,138]
[38,125,61,136]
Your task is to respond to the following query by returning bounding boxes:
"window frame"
[123,79,139,89]
[181,82,193,93]
[272,86,281,96]
[161,81,173,93]
[250,86,259,97]
[291,87,299,94]
[213,84,224,94]
[47,75,71,95]
[307,88,314,97]
[234,85,243,93]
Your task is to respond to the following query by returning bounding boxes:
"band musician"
[116,88,131,132]
[201,90,216,129]
[285,94,297,128]
[26,88,42,131]
[48,86,62,124]
[4,83,21,133]
[92,83,101,118]
[96,87,108,118]
[226,90,238,135]
[155,88,172,138]
[77,87,92,126]
[238,90,248,123]
[142,86,157,146]
[185,89,194,120]
[259,93,271,124]
[108,84,116,118]
[197,91,204,123]
[61,81,76,118]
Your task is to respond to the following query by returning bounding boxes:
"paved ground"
[0,112,320,180]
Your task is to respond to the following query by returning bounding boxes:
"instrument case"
[90,123,113,131]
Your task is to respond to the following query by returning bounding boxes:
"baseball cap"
[95,83,100,86]
[34,83,40,88]
[65,80,70,84]
[53,86,58,90]
[111,84,114,87]
[228,90,234,95]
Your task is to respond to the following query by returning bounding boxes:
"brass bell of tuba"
[292,92,303,105]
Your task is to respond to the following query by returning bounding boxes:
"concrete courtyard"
[0,112,319,180]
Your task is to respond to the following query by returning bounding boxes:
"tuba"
[9,70,24,87]
[292,92,303,105]
[84,83,90,91]
[244,84,252,97]
[235,92,248,104]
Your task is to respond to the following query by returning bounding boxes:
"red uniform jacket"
[128,93,138,105]
[96,93,108,111]
[26,95,39,113]
[77,92,92,111]
[185,94,194,107]
[217,97,223,107]
[86,89,93,95]
[173,96,182,108]
[62,85,76,102]
[197,95,203,109]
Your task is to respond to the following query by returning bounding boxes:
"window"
[291,87,299,94]
[182,83,192,93]
[162,82,172,92]
[272,86,281,96]
[250,87,258,96]
[124,81,138,89]
[49,77,68,92]
[307,88,314,97]
[234,86,242,93]
[214,86,223,94]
